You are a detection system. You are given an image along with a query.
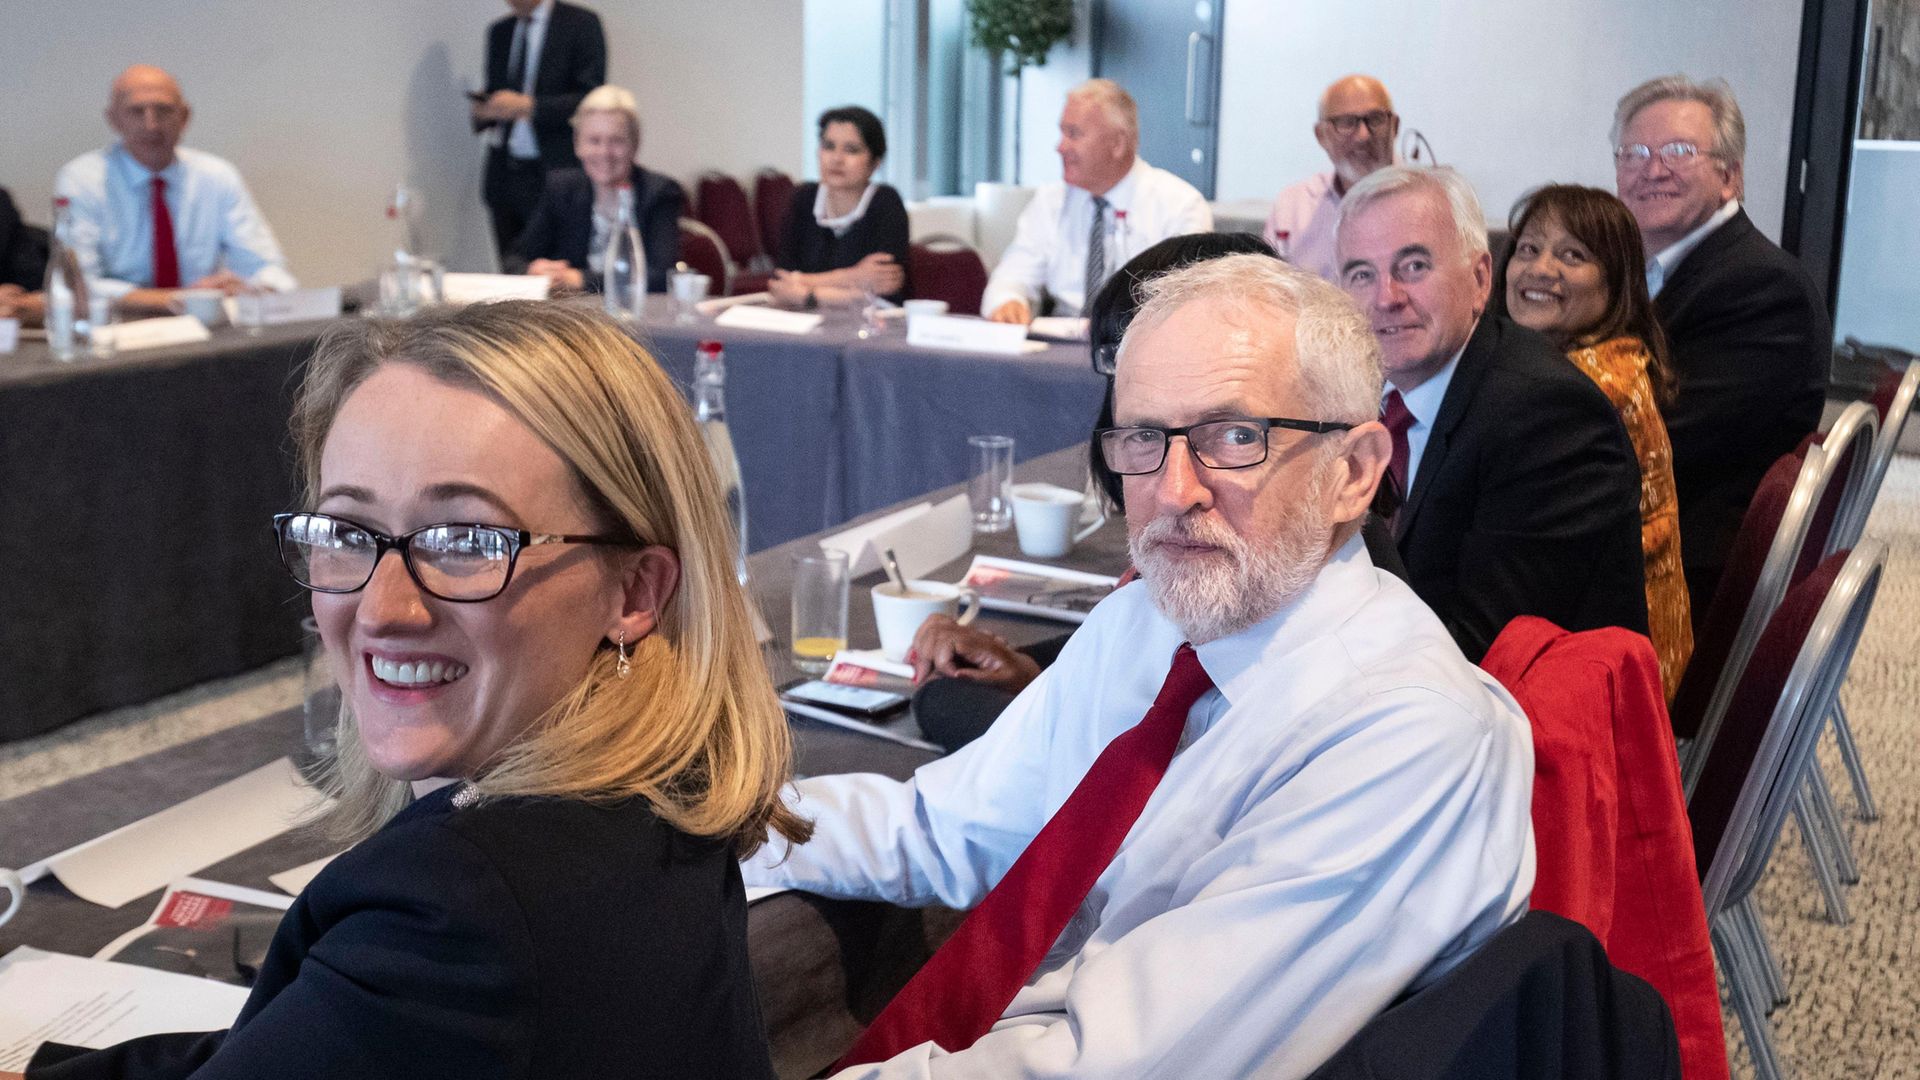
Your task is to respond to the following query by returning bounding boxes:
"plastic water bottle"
[695,339,749,586]
[602,196,646,320]
[44,197,90,362]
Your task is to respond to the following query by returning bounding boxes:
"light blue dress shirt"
[1390,338,1468,492]
[53,143,296,298]
[746,534,1537,1079]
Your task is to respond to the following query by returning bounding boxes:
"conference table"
[0,446,1123,1078]
[0,302,1104,745]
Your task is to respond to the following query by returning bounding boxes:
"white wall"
[0,0,804,284]
[1215,2,1804,241]
[802,0,889,181]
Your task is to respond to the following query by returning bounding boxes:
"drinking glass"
[233,291,266,336]
[87,295,116,358]
[968,434,1016,533]
[789,549,850,674]
[300,616,341,762]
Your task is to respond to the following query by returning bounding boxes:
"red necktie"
[836,643,1215,1068]
[151,176,180,289]
[1381,389,1414,500]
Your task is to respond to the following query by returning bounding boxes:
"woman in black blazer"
[18,302,809,1080]
[769,105,910,307]
[513,85,683,295]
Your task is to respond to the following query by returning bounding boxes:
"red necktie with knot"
[1381,389,1415,501]
[150,176,180,288]
[836,642,1216,1068]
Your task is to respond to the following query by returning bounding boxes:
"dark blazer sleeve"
[868,185,912,304]
[776,185,814,272]
[2,186,48,289]
[531,4,608,163]
[1446,368,1647,659]
[31,821,534,1080]
[509,180,568,274]
[638,170,685,293]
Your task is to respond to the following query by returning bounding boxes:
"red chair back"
[696,172,761,267]
[1483,616,1729,1080]
[676,220,728,296]
[908,242,989,316]
[1668,454,1797,739]
[1870,364,1904,422]
[754,169,796,261]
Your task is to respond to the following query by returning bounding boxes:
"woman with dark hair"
[768,105,911,308]
[1501,183,1691,695]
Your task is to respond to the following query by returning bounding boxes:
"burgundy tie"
[151,176,180,289]
[836,643,1215,1068]
[1381,389,1414,500]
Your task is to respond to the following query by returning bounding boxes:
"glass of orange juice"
[790,548,849,674]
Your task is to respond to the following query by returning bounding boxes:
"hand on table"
[987,298,1031,324]
[909,615,1042,693]
[474,90,534,123]
[767,270,811,308]
[188,269,252,296]
[0,286,46,325]
[526,259,585,292]
[850,252,904,296]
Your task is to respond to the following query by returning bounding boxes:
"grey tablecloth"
[0,323,327,743]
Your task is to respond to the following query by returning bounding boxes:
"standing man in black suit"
[1336,165,1646,661]
[1613,75,1828,619]
[473,0,607,258]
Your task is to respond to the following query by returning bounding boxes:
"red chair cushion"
[696,173,761,267]
[676,230,726,295]
[755,170,796,262]
[908,244,989,316]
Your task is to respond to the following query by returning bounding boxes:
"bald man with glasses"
[1263,74,1401,282]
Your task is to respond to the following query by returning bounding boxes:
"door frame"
[1781,0,1873,315]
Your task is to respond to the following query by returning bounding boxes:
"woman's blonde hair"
[293,300,809,856]
[571,84,642,148]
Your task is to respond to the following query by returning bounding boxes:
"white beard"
[1128,495,1334,644]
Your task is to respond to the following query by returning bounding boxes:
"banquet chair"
[696,172,771,293]
[754,168,796,262]
[676,218,732,298]
[1690,542,1886,1080]
[1480,617,1727,1080]
[907,237,989,316]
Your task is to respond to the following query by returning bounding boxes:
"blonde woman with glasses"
[16,302,807,1080]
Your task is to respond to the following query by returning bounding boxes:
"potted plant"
[967,0,1074,178]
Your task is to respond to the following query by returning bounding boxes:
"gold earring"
[615,631,632,679]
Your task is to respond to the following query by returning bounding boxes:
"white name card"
[223,287,342,327]
[907,312,1035,355]
[713,304,822,335]
[92,315,211,353]
[817,493,973,581]
[0,317,18,354]
[440,273,551,305]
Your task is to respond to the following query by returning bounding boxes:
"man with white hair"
[1264,73,1400,281]
[982,79,1212,323]
[748,254,1536,1078]
[1611,75,1827,619]
[1336,165,1647,661]
[54,65,295,313]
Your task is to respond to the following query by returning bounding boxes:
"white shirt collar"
[1079,156,1147,212]
[1387,334,1470,428]
[1193,532,1375,708]
[110,143,183,185]
[1647,198,1740,297]
[813,181,879,236]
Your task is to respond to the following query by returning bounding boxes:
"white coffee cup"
[871,579,982,663]
[1011,482,1104,558]
[671,270,710,305]
[902,299,949,318]
[1,866,24,928]
[174,288,226,327]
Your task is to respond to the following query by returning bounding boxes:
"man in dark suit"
[472,0,607,258]
[0,186,48,291]
[1613,75,1828,618]
[1336,165,1647,662]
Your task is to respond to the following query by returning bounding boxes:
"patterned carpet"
[1733,453,1920,1079]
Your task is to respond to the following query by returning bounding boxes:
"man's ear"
[607,545,679,646]
[1330,421,1391,526]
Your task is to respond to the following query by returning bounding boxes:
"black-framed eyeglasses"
[1613,140,1709,170]
[1096,416,1355,476]
[1322,109,1394,136]
[1092,340,1122,377]
[273,512,645,603]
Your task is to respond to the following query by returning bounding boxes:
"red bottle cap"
[696,340,723,357]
